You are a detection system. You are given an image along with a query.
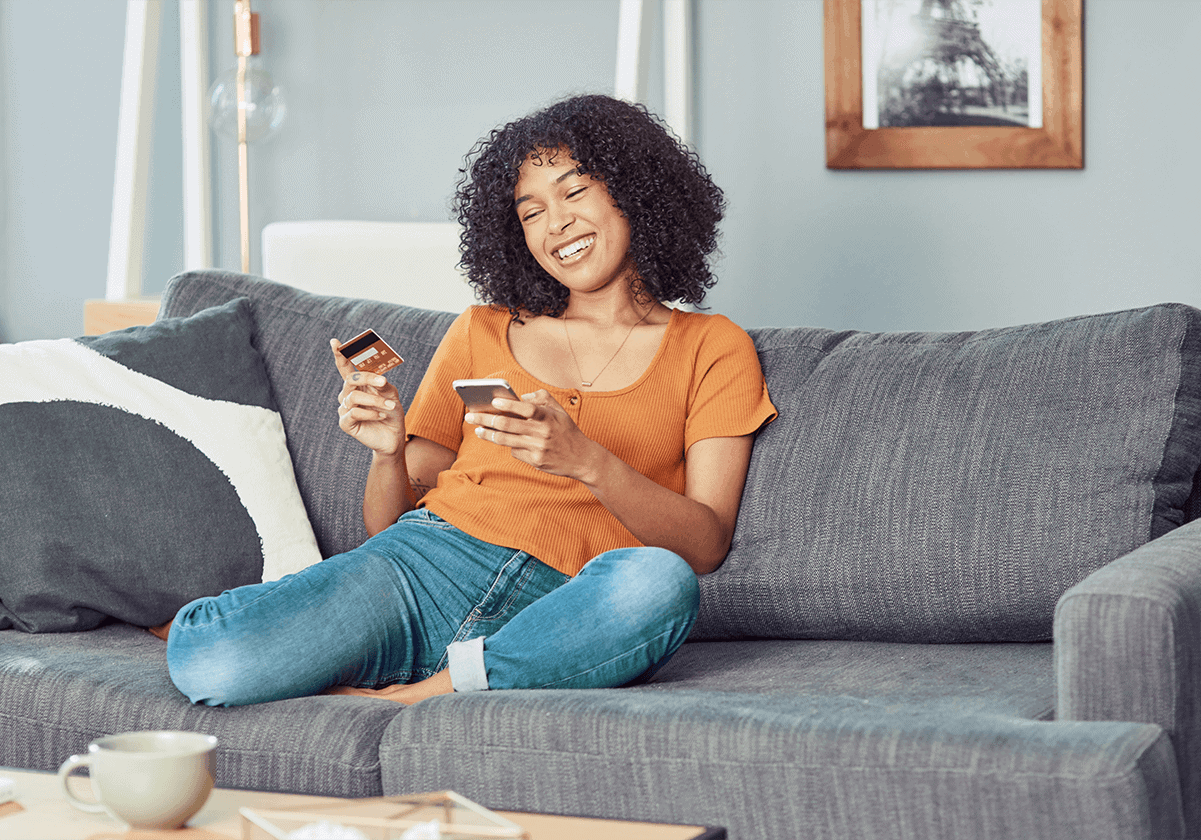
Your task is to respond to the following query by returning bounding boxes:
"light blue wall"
[144,0,185,300]
[697,0,1200,331]
[207,0,626,275]
[2,0,1199,342]
[0,0,8,341]
[0,0,181,341]
[1,0,125,341]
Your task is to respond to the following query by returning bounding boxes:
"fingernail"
[464,413,476,425]
[474,426,485,437]
[384,400,396,410]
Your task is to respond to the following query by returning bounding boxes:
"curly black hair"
[453,94,726,318]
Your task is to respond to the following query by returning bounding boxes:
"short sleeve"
[684,315,777,453]
[404,309,475,452]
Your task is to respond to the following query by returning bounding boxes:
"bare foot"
[147,620,172,642]
[322,669,454,705]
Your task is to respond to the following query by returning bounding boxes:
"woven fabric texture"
[0,297,320,631]
[0,623,404,796]
[652,638,1056,720]
[1056,516,1201,833]
[380,688,1183,840]
[160,270,458,559]
[697,304,1201,643]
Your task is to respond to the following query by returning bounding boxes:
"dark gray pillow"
[697,303,1201,643]
[0,298,321,632]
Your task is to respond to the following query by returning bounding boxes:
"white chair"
[260,220,479,313]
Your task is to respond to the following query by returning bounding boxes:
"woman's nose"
[548,207,574,234]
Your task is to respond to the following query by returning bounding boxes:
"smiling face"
[513,149,635,299]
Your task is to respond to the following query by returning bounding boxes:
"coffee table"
[0,767,723,839]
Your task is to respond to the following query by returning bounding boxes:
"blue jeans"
[166,509,699,706]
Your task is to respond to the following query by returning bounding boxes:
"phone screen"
[453,378,520,416]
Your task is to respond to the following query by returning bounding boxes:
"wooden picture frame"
[825,0,1083,169]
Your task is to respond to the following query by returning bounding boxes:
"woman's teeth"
[556,236,594,261]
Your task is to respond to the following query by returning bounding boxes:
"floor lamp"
[208,0,285,273]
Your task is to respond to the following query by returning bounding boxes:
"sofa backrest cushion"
[161,276,1201,644]
[160,271,458,559]
[691,303,1201,643]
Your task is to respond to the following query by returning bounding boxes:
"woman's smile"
[555,235,595,262]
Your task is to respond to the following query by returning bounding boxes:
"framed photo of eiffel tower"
[824,0,1083,168]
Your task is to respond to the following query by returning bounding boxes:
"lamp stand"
[233,0,259,274]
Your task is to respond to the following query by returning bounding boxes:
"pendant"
[581,381,592,387]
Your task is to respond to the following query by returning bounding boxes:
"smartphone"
[453,378,521,416]
[339,329,404,375]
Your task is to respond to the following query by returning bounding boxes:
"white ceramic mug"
[57,730,218,829]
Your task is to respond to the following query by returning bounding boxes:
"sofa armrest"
[1055,517,1201,833]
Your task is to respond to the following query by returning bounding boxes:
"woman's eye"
[566,186,587,199]
[521,208,542,222]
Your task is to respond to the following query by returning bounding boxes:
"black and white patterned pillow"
[0,297,322,632]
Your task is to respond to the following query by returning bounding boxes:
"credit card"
[339,329,404,375]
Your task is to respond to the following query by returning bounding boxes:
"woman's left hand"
[466,390,602,482]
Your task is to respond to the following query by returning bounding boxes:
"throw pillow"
[0,297,322,633]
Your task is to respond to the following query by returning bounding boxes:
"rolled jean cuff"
[446,636,489,692]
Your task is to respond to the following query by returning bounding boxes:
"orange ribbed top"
[405,305,777,576]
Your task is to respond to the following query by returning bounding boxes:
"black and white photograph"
[862,0,1042,129]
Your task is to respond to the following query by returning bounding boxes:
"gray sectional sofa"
[2,269,1200,840]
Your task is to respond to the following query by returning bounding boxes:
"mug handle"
[57,754,105,813]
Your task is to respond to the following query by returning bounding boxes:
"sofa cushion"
[653,638,1056,721]
[696,303,1201,643]
[0,624,403,797]
[379,688,1183,840]
[0,298,321,632]
[158,271,459,558]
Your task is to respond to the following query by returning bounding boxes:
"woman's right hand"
[331,338,405,456]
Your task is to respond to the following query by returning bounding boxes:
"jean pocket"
[438,553,568,672]
[473,554,569,622]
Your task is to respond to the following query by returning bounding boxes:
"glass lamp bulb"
[206,61,286,143]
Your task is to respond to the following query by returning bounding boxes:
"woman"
[164,94,776,707]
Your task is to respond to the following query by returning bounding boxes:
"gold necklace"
[563,306,653,388]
